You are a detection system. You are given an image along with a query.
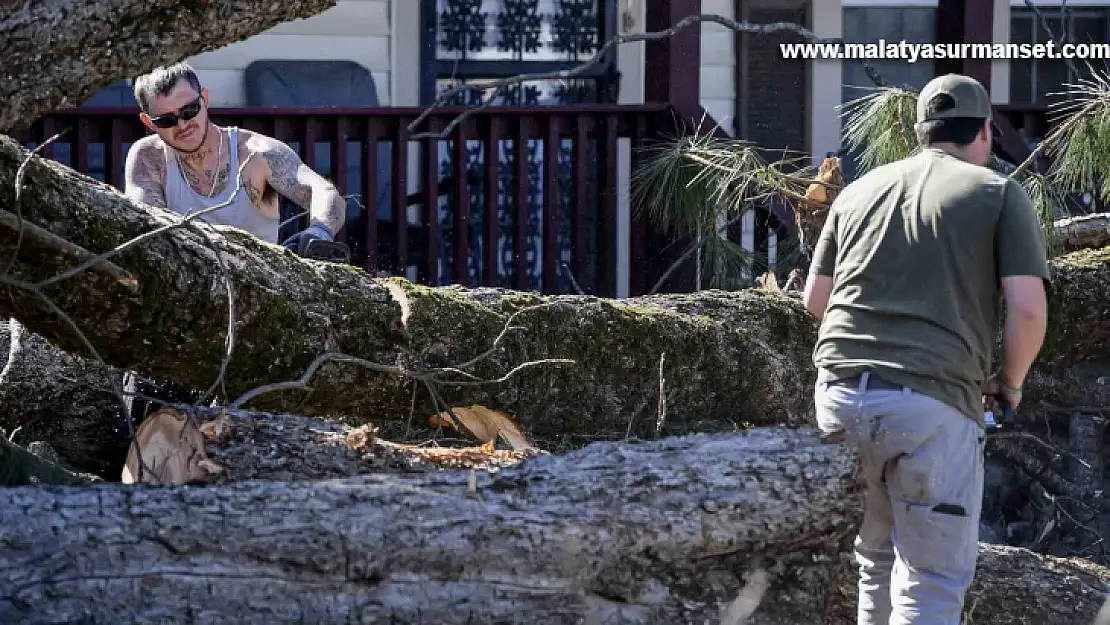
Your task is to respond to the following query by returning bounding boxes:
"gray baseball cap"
[916,74,992,123]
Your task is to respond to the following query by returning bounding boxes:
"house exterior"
[22,0,1089,297]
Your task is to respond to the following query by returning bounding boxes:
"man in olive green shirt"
[803,74,1050,625]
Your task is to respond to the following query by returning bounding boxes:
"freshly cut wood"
[0,134,819,441]
[1054,212,1110,255]
[0,0,336,132]
[1,426,1106,624]
[120,407,226,484]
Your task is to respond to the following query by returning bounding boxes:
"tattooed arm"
[254,134,346,236]
[123,136,168,209]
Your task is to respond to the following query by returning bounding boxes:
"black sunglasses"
[148,96,203,129]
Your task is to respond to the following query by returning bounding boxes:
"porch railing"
[15,104,687,297]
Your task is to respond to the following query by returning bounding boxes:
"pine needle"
[838,86,919,172]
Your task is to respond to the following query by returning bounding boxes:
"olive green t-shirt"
[811,148,1051,425]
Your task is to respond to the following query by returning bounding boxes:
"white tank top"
[162,126,279,244]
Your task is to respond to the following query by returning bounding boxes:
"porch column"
[990,0,1010,104]
[808,0,843,167]
[935,0,994,89]
[644,0,702,113]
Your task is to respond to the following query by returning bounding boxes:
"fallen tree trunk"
[2,137,1109,443]
[0,320,127,477]
[1055,212,1110,255]
[1,427,861,624]
[1,426,1106,625]
[0,0,337,133]
[0,135,819,440]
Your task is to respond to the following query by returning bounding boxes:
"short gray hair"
[133,63,203,112]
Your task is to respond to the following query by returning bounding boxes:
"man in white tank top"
[118,62,348,433]
[123,62,345,253]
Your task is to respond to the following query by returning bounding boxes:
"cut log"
[0,0,336,133]
[1,426,1106,625]
[0,135,819,441]
[1055,212,1110,255]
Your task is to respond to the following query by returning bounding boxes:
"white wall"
[810,0,845,165]
[701,0,738,134]
[185,0,392,106]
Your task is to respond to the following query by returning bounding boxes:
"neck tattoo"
[176,126,228,197]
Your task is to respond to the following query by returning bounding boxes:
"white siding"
[700,0,737,134]
[184,0,391,106]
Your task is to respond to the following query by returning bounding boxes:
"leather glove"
[281,223,334,256]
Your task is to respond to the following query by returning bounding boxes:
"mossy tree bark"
[0,0,337,133]
[0,134,820,443]
[3,135,1109,446]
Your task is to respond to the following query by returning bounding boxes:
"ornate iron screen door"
[420,0,620,293]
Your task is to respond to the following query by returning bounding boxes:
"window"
[421,0,619,106]
[419,0,620,293]
[1010,8,1109,106]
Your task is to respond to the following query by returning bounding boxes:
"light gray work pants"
[814,372,986,625]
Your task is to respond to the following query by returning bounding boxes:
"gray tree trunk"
[0,134,821,443]
[0,0,337,133]
[2,426,1107,625]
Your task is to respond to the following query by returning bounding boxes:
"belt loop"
[902,385,912,396]
[858,371,871,392]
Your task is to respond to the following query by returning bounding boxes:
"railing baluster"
[41,117,58,160]
[300,118,318,232]
[572,113,589,294]
[421,118,442,286]
[74,117,89,176]
[483,117,501,287]
[107,118,124,190]
[392,116,409,275]
[599,113,619,298]
[541,115,561,294]
[362,119,381,273]
[513,116,529,291]
[628,113,649,297]
[451,119,470,286]
[333,116,350,244]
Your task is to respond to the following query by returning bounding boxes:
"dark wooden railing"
[15,104,688,297]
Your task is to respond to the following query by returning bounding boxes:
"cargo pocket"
[887,452,978,582]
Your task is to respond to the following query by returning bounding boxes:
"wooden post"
[935,0,994,89]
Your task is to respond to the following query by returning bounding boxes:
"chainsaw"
[298,237,351,264]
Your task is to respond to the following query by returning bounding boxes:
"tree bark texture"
[1,427,864,625]
[0,320,128,477]
[0,0,336,133]
[0,134,820,441]
[1,426,1107,624]
[1055,212,1110,256]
